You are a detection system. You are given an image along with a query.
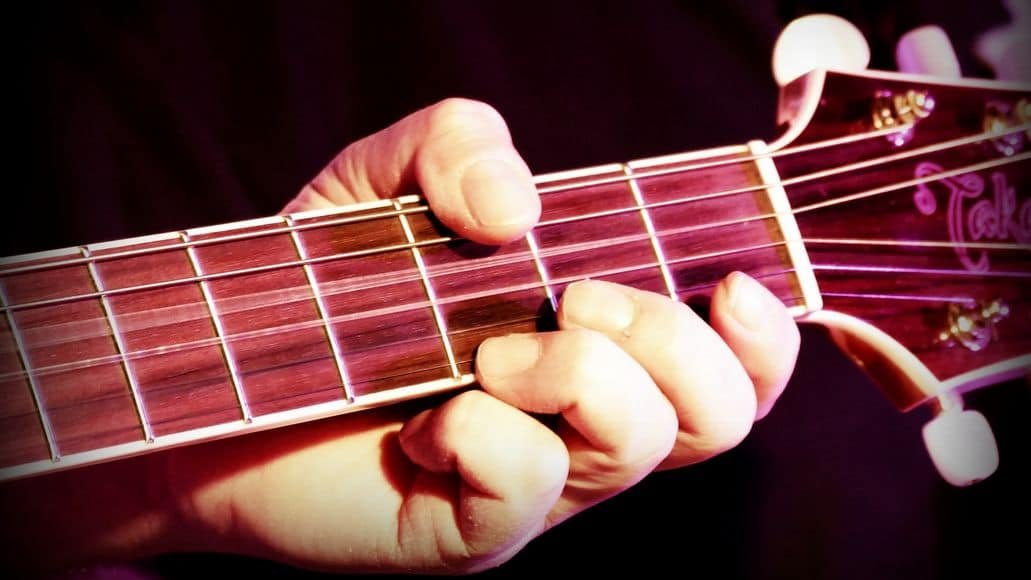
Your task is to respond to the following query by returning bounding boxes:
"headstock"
[774,68,1030,485]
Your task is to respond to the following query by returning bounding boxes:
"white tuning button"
[921,406,999,487]
[772,13,871,87]
[896,25,962,78]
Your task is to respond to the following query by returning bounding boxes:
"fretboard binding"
[394,201,461,379]
[81,247,155,443]
[181,233,254,423]
[624,164,678,301]
[0,284,60,462]
[284,217,355,402]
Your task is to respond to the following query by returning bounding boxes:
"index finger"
[283,98,541,245]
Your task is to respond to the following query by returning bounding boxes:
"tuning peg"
[772,13,871,87]
[975,0,1031,81]
[921,395,999,487]
[895,25,962,78]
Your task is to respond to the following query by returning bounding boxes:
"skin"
[2,22,1012,577]
[0,98,801,576]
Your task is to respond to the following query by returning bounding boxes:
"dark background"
[8,1,1029,578]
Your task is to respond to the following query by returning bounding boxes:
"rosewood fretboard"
[0,145,808,479]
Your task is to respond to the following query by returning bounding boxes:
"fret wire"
[81,247,155,443]
[393,200,461,379]
[283,216,355,403]
[623,164,678,301]
[4,121,1027,282]
[180,233,253,423]
[524,230,558,312]
[0,284,60,462]
[0,241,796,383]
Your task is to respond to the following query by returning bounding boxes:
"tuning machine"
[984,98,1029,156]
[872,89,935,146]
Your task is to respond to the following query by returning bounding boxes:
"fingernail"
[461,159,538,228]
[727,272,770,332]
[476,334,541,379]
[560,280,636,336]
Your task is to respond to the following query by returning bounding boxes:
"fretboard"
[0,142,814,480]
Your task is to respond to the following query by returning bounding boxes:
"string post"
[872,89,935,147]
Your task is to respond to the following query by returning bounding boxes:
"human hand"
[1,99,800,575]
[165,98,800,573]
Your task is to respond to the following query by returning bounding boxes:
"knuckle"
[561,329,622,384]
[687,369,757,456]
[439,390,491,438]
[426,97,507,138]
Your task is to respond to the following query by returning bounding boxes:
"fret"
[189,221,344,416]
[89,236,244,437]
[534,166,671,297]
[298,204,452,396]
[406,210,549,374]
[82,247,155,442]
[0,252,148,456]
[393,200,461,379]
[283,216,355,402]
[629,145,807,309]
[0,284,59,462]
[623,164,678,301]
[748,140,822,315]
[525,230,558,312]
[180,232,253,422]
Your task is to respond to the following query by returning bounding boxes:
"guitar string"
[2,121,1026,280]
[4,234,1029,385]
[0,104,1022,453]
[2,124,1027,315]
[0,284,1003,424]
[0,246,799,381]
[0,151,1028,374]
[11,232,1027,356]
[0,122,924,277]
[12,269,761,419]
[0,266,1013,426]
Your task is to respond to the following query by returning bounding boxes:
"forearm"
[0,451,178,576]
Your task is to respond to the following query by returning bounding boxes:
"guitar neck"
[4,68,1030,482]
[0,142,812,481]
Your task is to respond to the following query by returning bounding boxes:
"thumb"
[282,98,540,245]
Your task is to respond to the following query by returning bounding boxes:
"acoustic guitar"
[1,68,1027,488]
